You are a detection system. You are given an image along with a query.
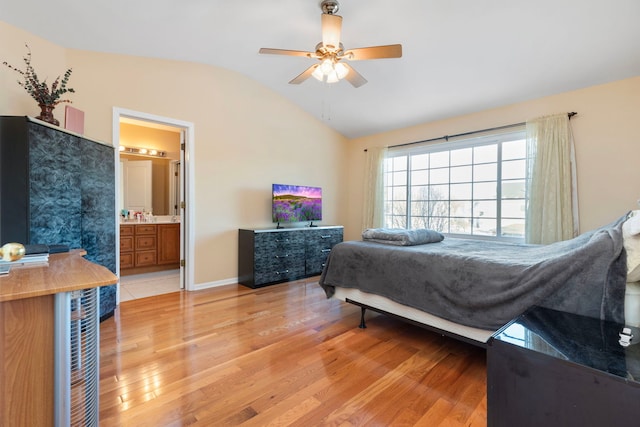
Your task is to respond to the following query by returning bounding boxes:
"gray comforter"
[319,214,628,330]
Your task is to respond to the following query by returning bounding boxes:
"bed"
[319,213,634,346]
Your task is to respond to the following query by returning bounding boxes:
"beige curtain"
[362,146,387,230]
[525,113,578,244]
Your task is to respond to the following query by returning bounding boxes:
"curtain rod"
[364,112,577,152]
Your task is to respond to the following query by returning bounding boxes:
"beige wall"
[345,76,640,241]
[0,21,349,286]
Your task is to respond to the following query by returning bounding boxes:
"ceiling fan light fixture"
[320,58,334,74]
[326,70,340,83]
[312,57,349,83]
[334,61,349,79]
[312,65,325,81]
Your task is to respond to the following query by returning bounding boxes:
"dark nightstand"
[487,306,640,427]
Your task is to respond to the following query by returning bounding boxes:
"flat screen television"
[272,183,322,227]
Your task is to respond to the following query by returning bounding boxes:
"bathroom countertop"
[120,218,180,225]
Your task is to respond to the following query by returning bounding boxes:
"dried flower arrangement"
[2,43,75,125]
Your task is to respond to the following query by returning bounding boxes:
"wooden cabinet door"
[158,224,180,265]
[135,250,157,267]
[120,252,134,269]
[119,225,134,269]
[135,235,156,251]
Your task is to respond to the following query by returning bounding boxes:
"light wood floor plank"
[99,277,487,426]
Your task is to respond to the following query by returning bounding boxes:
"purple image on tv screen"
[272,184,322,223]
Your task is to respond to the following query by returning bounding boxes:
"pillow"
[623,211,640,281]
[362,228,444,246]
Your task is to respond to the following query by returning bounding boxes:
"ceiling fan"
[258,0,402,88]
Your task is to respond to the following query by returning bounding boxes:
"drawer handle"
[275,238,290,243]
[321,249,331,253]
[321,235,332,239]
[275,254,289,259]
[276,270,289,275]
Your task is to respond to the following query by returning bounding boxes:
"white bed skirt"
[335,284,640,343]
[333,287,496,344]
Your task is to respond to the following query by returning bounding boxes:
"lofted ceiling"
[2,0,639,139]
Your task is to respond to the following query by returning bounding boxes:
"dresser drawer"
[254,264,305,286]
[305,228,343,275]
[120,236,134,252]
[135,235,157,251]
[308,229,343,246]
[305,249,333,275]
[135,250,157,267]
[135,224,157,235]
[255,231,304,249]
[120,252,134,269]
[120,225,134,236]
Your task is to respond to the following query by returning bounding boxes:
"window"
[383,130,527,241]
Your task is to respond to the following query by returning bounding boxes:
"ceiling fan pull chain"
[321,86,333,122]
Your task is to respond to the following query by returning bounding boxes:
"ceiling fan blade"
[259,48,315,58]
[321,13,342,50]
[342,63,367,88]
[289,64,320,85]
[343,44,403,60]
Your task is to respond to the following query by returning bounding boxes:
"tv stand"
[308,222,318,227]
[238,226,343,288]
[276,222,283,229]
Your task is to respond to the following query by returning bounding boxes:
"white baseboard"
[193,277,239,291]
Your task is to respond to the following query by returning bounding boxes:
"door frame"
[168,160,181,215]
[112,107,196,297]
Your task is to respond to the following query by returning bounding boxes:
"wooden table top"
[0,249,118,302]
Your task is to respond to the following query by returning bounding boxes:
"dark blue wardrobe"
[0,116,117,319]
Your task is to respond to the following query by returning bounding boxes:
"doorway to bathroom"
[113,107,195,302]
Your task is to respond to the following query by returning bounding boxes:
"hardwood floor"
[99,277,487,426]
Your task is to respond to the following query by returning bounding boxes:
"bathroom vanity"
[120,220,180,274]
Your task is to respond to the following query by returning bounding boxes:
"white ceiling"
[2,0,639,139]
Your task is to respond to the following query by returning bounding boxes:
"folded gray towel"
[362,228,444,246]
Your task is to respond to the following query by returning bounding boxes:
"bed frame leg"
[359,307,367,329]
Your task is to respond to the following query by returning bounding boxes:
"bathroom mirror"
[119,120,181,216]
[120,156,180,216]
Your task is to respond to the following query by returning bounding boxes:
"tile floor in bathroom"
[119,269,181,302]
